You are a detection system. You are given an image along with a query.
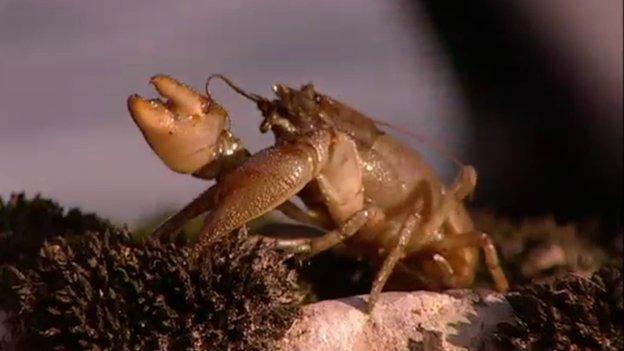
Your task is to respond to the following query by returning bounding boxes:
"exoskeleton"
[127,75,509,312]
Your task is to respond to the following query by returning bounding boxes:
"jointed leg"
[431,231,509,292]
[153,192,327,241]
[151,185,217,239]
[367,212,421,313]
[448,165,477,201]
[419,191,456,238]
[276,200,333,229]
[270,206,383,255]
[432,253,458,288]
[420,166,477,236]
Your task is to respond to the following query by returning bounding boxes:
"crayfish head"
[261,83,333,137]
[128,75,231,174]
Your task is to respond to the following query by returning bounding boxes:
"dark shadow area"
[256,222,375,302]
[408,328,445,351]
[334,295,368,312]
[445,293,509,350]
[412,0,622,245]
[295,249,374,302]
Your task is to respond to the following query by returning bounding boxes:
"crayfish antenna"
[370,118,465,170]
[205,74,264,104]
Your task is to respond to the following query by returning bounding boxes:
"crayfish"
[127,75,509,312]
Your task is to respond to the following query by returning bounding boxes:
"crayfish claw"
[150,75,208,117]
[128,75,230,174]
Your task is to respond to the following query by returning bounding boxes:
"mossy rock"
[496,266,623,350]
[0,194,303,350]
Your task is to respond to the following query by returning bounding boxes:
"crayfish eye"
[299,83,323,104]
[272,84,291,101]
[301,83,315,98]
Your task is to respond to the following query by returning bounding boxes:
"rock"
[279,290,513,351]
[2,291,513,350]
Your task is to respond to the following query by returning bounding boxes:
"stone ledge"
[279,290,513,351]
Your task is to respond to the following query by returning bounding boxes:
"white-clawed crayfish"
[127,75,509,312]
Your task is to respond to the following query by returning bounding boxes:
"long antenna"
[205,74,263,103]
[370,118,465,169]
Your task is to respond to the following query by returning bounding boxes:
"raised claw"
[127,75,230,174]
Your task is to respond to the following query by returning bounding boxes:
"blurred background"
[0,0,621,237]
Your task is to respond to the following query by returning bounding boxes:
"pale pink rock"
[279,290,514,351]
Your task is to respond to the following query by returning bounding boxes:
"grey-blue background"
[0,1,468,225]
[1,0,621,227]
